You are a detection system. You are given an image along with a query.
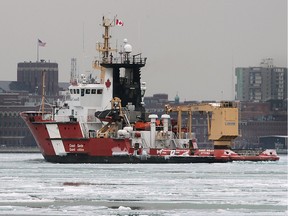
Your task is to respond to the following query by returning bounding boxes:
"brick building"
[16,60,59,96]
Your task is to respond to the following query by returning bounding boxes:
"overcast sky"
[0,0,286,101]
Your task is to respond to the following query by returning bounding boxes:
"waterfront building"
[235,58,287,102]
[235,100,287,148]
[0,91,38,147]
[16,60,59,96]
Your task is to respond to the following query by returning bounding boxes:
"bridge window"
[77,89,79,94]
[81,89,84,96]
[73,89,77,94]
[97,89,103,94]
[91,89,96,94]
[70,89,73,94]
[86,89,91,94]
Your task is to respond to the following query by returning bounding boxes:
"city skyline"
[0,0,286,101]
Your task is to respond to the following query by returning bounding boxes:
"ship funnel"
[161,114,170,132]
[149,114,158,148]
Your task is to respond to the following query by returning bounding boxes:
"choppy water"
[0,153,287,216]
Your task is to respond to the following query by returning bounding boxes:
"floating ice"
[0,153,286,216]
[118,206,132,210]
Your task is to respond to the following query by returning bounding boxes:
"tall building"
[235,58,287,102]
[16,60,59,96]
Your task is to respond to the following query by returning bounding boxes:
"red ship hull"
[21,112,279,163]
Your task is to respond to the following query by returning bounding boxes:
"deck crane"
[165,101,239,149]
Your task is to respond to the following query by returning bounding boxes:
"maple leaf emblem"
[105,79,111,88]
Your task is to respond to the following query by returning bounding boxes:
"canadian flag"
[116,19,124,26]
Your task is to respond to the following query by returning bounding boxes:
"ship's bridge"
[69,84,104,107]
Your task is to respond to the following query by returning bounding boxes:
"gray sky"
[0,0,287,101]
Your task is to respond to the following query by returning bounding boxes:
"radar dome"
[123,39,132,53]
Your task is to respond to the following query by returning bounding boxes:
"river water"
[0,153,287,216]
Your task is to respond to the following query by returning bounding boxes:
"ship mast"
[96,16,116,63]
[41,70,46,113]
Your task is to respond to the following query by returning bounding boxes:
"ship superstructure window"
[97,89,103,94]
[86,89,91,94]
[81,89,84,96]
[91,89,96,94]
[69,89,80,94]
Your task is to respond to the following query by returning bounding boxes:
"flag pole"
[37,40,39,62]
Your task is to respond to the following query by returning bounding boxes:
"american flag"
[38,39,46,47]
